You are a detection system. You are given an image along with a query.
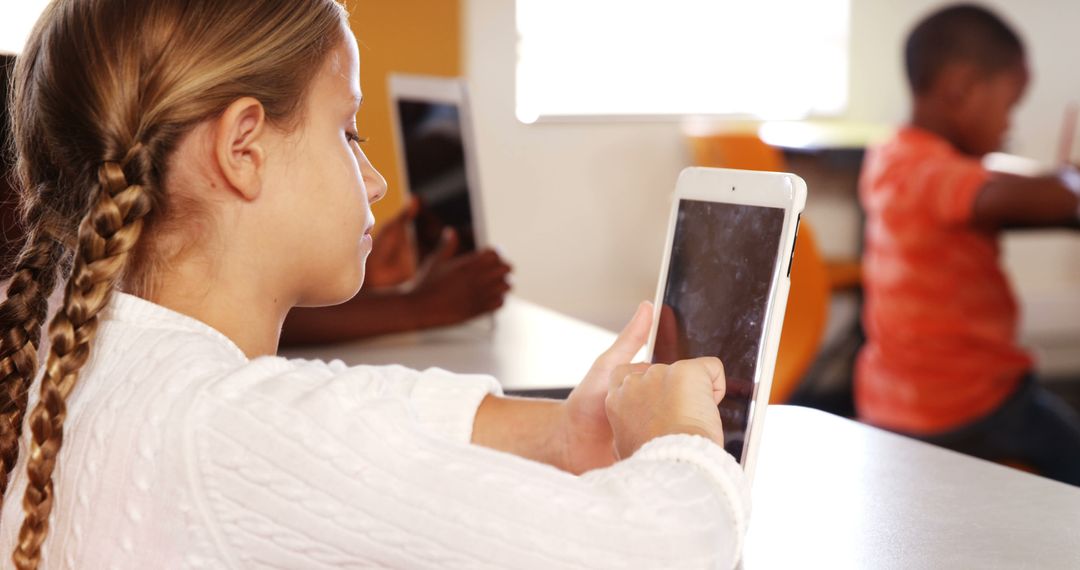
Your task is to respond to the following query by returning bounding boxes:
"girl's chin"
[298,267,366,308]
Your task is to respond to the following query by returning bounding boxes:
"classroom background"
[4,0,1078,408]
[346,0,1080,409]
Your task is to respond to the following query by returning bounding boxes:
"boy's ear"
[213,97,268,201]
[937,61,982,106]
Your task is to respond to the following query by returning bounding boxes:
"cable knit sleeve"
[184,357,750,569]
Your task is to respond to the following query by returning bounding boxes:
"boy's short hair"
[905,4,1025,94]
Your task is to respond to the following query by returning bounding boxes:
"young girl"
[0,1,749,568]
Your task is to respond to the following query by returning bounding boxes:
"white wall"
[465,0,1080,360]
[0,1,52,55]
[465,0,685,329]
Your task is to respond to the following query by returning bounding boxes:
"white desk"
[280,296,617,394]
[745,406,1080,569]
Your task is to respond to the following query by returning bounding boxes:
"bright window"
[515,0,850,123]
[0,1,51,54]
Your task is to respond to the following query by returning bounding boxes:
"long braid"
[0,221,63,502]
[13,152,152,570]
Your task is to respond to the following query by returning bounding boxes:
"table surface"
[744,405,1080,569]
[279,296,618,393]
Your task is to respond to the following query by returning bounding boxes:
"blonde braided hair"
[1,0,349,566]
[0,227,63,499]
[13,150,152,568]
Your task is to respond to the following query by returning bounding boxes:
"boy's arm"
[280,247,511,347]
[972,170,1080,230]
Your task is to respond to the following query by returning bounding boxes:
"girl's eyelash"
[346,132,369,145]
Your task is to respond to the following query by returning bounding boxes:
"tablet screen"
[652,199,786,462]
[397,98,477,256]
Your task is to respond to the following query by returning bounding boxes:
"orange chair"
[684,131,832,403]
[686,132,786,173]
[771,223,830,403]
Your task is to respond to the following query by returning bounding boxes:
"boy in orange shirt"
[857,4,1080,484]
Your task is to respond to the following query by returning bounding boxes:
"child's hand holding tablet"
[648,167,807,480]
[606,356,729,460]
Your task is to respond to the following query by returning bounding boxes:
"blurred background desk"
[280,296,616,396]
[744,406,1080,569]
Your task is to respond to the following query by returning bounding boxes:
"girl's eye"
[346,131,368,145]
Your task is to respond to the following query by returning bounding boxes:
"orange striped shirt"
[856,127,1033,434]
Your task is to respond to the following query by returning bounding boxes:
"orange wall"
[349,0,462,221]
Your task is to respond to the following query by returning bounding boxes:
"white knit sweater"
[0,293,750,569]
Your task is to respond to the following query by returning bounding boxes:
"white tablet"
[647,167,806,481]
[388,73,487,255]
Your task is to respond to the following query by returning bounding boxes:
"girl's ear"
[213,97,268,201]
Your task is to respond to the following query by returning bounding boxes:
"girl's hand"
[561,302,653,474]
[606,358,726,460]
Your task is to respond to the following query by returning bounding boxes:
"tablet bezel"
[387,73,488,249]
[646,166,807,482]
